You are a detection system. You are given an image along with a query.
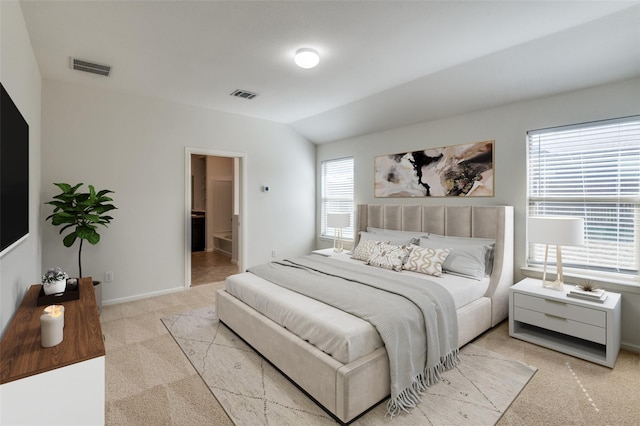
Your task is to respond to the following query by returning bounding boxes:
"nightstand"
[312,248,338,257]
[509,278,621,368]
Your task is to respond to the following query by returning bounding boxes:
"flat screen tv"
[0,83,29,257]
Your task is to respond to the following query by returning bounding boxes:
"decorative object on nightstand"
[528,216,584,290]
[567,280,607,303]
[327,212,350,253]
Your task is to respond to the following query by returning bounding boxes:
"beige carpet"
[102,281,640,425]
[102,282,234,426]
[162,305,536,425]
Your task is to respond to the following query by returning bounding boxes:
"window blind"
[321,157,354,240]
[527,116,640,278]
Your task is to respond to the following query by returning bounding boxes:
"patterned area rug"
[162,306,536,425]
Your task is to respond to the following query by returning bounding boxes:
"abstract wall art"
[374,140,494,197]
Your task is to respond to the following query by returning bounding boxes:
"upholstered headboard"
[355,204,514,326]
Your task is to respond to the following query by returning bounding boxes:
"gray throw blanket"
[248,255,459,417]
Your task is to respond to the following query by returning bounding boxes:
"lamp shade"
[528,217,584,246]
[327,212,350,228]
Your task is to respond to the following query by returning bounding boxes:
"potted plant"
[45,183,117,310]
[41,267,69,295]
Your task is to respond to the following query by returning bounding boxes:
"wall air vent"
[70,57,111,77]
[230,89,258,100]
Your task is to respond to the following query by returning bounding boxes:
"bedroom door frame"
[184,147,246,289]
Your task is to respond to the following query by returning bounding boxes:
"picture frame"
[374,140,494,197]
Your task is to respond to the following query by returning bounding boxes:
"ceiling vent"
[230,89,258,100]
[70,57,111,77]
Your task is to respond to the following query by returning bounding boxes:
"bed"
[216,204,514,423]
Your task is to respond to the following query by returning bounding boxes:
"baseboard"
[103,286,186,306]
[621,341,640,354]
[213,247,232,257]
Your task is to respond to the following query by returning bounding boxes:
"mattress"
[225,252,489,364]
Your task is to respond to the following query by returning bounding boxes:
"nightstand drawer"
[513,306,606,344]
[513,293,606,327]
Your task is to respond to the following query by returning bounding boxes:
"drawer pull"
[545,299,566,305]
[545,313,567,321]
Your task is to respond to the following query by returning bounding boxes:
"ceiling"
[20,1,640,144]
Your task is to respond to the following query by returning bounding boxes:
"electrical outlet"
[271,249,277,258]
[105,271,114,282]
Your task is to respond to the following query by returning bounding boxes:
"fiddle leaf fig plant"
[45,183,117,278]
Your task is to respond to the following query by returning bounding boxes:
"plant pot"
[93,281,102,315]
[43,279,66,295]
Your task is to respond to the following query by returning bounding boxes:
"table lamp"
[327,212,350,253]
[528,216,584,290]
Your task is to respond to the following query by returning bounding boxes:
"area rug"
[162,306,536,425]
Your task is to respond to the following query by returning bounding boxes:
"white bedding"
[225,252,489,364]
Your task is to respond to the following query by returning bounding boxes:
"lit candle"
[43,304,64,328]
[41,304,64,347]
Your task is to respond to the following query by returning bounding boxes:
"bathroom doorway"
[185,148,244,288]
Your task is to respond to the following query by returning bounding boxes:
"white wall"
[0,1,43,337]
[41,81,316,304]
[317,78,640,349]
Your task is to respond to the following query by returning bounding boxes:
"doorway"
[184,148,245,288]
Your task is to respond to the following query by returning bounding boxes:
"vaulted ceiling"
[20,1,640,143]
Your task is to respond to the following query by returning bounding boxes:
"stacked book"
[567,286,607,303]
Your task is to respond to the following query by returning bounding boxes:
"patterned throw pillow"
[402,246,451,277]
[366,243,411,272]
[351,239,386,262]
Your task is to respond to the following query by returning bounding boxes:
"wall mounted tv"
[0,83,30,257]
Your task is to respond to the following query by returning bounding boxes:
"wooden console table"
[0,277,105,425]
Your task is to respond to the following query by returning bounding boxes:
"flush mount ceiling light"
[294,48,320,69]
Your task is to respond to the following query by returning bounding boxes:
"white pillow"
[432,234,496,276]
[366,243,411,272]
[419,236,494,280]
[403,246,450,277]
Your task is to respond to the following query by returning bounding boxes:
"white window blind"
[527,116,640,278]
[321,157,354,240]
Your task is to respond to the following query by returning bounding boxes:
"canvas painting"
[374,140,494,197]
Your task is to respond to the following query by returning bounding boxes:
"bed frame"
[217,204,514,423]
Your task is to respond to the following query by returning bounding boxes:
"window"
[527,116,640,280]
[321,157,354,240]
